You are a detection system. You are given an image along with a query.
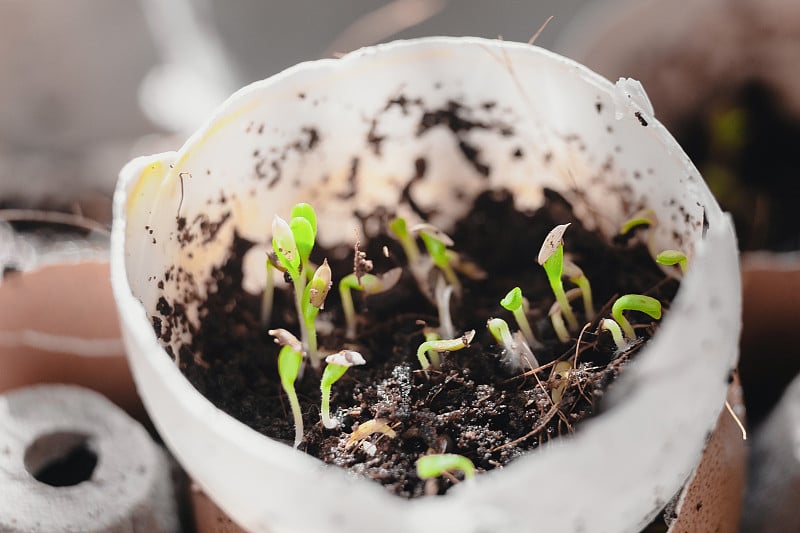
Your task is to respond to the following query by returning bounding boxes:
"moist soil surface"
[162,189,678,498]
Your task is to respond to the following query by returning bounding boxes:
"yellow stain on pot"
[126,160,169,214]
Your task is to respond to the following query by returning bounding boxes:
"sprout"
[619,208,658,235]
[563,260,595,320]
[656,249,688,274]
[548,288,583,343]
[416,330,475,371]
[422,328,442,368]
[339,268,403,339]
[500,287,541,348]
[487,317,539,371]
[388,216,420,264]
[611,294,662,340]
[302,259,332,363]
[538,224,579,331]
[269,328,304,449]
[599,318,627,352]
[551,361,572,404]
[417,225,461,294]
[416,453,475,481]
[320,350,365,429]
[271,204,319,359]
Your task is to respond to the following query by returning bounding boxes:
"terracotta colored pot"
[0,258,143,420]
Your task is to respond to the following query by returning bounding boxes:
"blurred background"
[0,0,590,221]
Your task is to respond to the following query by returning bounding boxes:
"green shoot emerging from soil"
[599,318,627,352]
[272,203,321,363]
[416,330,475,371]
[487,317,539,371]
[538,224,579,333]
[269,328,304,448]
[339,268,403,339]
[500,287,540,348]
[563,260,595,320]
[656,250,688,274]
[619,208,658,235]
[416,224,461,294]
[611,294,663,341]
[548,288,583,343]
[416,454,475,481]
[388,216,420,264]
[320,350,366,429]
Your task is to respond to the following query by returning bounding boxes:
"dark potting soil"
[162,189,678,498]
[679,79,800,251]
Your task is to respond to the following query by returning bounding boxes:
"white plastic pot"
[111,37,741,533]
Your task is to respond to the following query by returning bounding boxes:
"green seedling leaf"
[500,287,523,311]
[290,216,315,266]
[611,294,662,340]
[272,215,300,277]
[656,249,688,274]
[291,203,317,238]
[538,224,578,331]
[619,208,657,235]
[320,350,365,429]
[388,216,419,263]
[500,287,539,348]
[416,330,475,371]
[416,454,475,481]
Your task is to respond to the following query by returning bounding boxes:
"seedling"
[619,208,658,235]
[656,249,688,274]
[320,350,366,429]
[416,330,475,371]
[538,224,579,331]
[339,268,403,339]
[599,318,627,352]
[416,453,475,481]
[271,203,318,356]
[269,328,304,449]
[487,317,539,371]
[548,288,583,343]
[416,224,461,294]
[500,287,540,348]
[551,361,572,404]
[611,294,662,340]
[423,328,442,369]
[563,260,595,320]
[388,216,420,264]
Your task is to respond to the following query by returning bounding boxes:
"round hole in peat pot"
[24,431,98,487]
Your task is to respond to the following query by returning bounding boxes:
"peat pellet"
[0,385,179,532]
